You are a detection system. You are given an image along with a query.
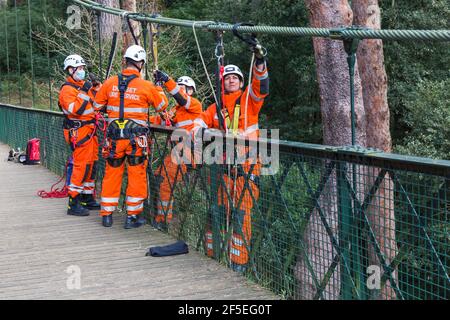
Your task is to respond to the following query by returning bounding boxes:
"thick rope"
[74,0,450,42]
[244,54,254,131]
[192,21,219,107]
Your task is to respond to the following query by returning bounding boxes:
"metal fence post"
[336,161,354,299]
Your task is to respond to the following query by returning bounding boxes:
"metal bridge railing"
[0,103,448,300]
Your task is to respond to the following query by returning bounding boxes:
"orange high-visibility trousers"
[64,126,98,198]
[100,139,147,217]
[155,143,194,223]
[207,163,260,266]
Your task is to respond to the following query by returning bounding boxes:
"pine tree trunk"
[95,0,121,39]
[295,0,366,300]
[306,1,366,147]
[352,0,398,300]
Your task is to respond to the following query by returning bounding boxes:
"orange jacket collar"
[66,76,84,87]
[122,68,142,78]
[223,90,243,109]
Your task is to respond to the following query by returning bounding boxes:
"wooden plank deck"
[0,143,277,300]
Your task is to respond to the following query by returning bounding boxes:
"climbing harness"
[105,74,149,159]
[58,82,106,151]
[223,96,242,137]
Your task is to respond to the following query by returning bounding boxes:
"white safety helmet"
[124,45,147,63]
[63,54,86,71]
[177,76,196,92]
[223,64,244,81]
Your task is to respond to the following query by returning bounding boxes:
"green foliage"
[394,79,450,159]
[380,0,450,159]
[0,0,69,76]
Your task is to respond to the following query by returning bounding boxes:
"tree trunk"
[352,0,398,300]
[352,0,391,152]
[295,0,366,300]
[121,0,141,54]
[95,0,121,39]
[307,1,366,147]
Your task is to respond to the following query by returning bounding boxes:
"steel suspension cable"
[73,0,450,42]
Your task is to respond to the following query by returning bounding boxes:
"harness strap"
[109,139,117,159]
[118,74,138,122]
[63,118,96,129]
[130,138,137,157]
[58,82,82,112]
[223,96,242,135]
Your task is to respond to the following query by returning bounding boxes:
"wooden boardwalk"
[0,143,277,300]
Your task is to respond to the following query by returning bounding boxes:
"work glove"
[161,110,174,126]
[81,81,93,93]
[153,70,170,84]
[88,72,101,87]
[251,43,266,65]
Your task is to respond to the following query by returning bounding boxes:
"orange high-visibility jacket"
[94,68,168,126]
[149,115,163,125]
[164,78,202,131]
[149,78,202,130]
[193,62,269,136]
[58,77,99,122]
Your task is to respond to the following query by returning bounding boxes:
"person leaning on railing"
[149,73,203,229]
[93,45,169,229]
[191,44,269,273]
[58,54,102,217]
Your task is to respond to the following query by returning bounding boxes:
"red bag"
[25,138,41,165]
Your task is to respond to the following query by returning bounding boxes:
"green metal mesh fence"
[1,104,448,300]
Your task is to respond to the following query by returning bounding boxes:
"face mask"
[73,69,86,81]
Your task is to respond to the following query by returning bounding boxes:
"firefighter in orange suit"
[93,45,169,228]
[192,48,269,272]
[59,54,101,217]
[151,72,202,227]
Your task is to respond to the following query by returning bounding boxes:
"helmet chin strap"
[130,60,143,72]
[69,67,79,81]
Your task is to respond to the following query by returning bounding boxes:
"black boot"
[67,195,90,216]
[124,214,146,229]
[102,214,113,227]
[80,194,101,210]
[231,262,247,273]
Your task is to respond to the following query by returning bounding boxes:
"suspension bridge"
[0,0,449,300]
